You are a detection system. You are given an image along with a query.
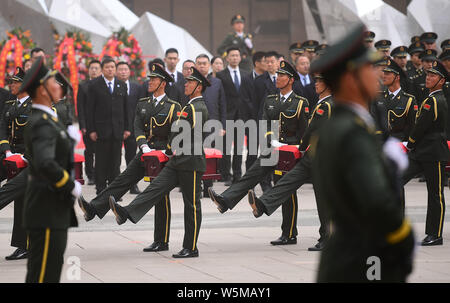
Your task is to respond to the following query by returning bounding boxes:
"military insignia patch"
[152,65,156,71]
[281,61,285,68]
[305,107,309,113]
[424,104,431,111]
[414,105,418,110]
[177,111,188,118]
[317,109,324,115]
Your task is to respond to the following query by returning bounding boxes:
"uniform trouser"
[90,152,171,243]
[95,138,122,194]
[221,126,243,181]
[26,228,67,283]
[0,169,28,249]
[402,159,446,237]
[245,126,272,191]
[125,166,203,251]
[82,134,95,180]
[222,157,275,209]
[259,156,329,241]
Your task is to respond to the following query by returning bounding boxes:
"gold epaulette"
[139,97,151,102]
[167,98,181,107]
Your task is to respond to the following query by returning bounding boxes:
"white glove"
[5,151,13,158]
[271,139,287,148]
[383,137,409,173]
[67,125,81,145]
[244,37,253,49]
[141,144,152,154]
[20,155,28,164]
[71,180,82,199]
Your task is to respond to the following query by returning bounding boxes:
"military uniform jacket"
[299,95,333,152]
[166,97,209,172]
[23,108,78,229]
[134,95,181,150]
[444,82,450,140]
[411,71,428,103]
[0,97,32,154]
[217,32,253,57]
[407,90,450,161]
[263,92,309,147]
[53,97,74,128]
[383,90,417,141]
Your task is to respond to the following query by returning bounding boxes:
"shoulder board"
[139,97,151,102]
[292,93,308,102]
[267,94,277,98]
[401,91,415,98]
[5,99,15,104]
[167,98,181,107]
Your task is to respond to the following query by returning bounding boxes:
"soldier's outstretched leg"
[0,168,28,211]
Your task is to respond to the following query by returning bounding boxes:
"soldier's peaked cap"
[185,67,211,90]
[8,66,25,82]
[277,60,300,81]
[19,56,57,94]
[231,15,245,24]
[383,58,405,78]
[427,60,449,82]
[148,63,174,83]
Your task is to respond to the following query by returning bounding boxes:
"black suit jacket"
[76,79,95,130]
[86,76,129,140]
[253,72,279,120]
[294,73,318,108]
[126,80,141,135]
[216,68,254,121]
[203,75,227,127]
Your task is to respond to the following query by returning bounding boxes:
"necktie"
[302,76,306,87]
[280,96,286,103]
[108,82,113,94]
[153,98,158,107]
[126,83,129,95]
[272,76,276,86]
[234,70,240,91]
[171,74,175,85]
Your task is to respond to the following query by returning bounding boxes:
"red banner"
[99,39,120,61]
[0,36,23,87]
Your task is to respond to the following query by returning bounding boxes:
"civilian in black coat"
[86,59,130,194]
[216,48,254,184]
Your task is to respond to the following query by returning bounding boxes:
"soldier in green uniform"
[217,15,254,72]
[302,40,319,62]
[52,73,75,128]
[247,73,333,251]
[381,58,418,141]
[420,32,438,51]
[78,63,181,253]
[109,67,209,258]
[0,67,31,260]
[403,60,449,246]
[406,41,425,80]
[288,42,304,65]
[442,39,450,52]
[375,39,391,57]
[412,49,437,104]
[363,31,375,49]
[315,44,329,58]
[310,23,415,282]
[20,57,81,283]
[208,61,309,245]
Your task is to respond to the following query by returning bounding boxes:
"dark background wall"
[120,0,308,57]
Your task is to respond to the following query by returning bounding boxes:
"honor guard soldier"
[406,41,425,79]
[310,23,415,282]
[0,67,31,260]
[439,50,450,139]
[315,44,329,58]
[289,42,304,65]
[209,61,309,245]
[370,56,390,138]
[217,15,254,72]
[441,39,450,52]
[403,60,449,246]
[413,49,438,103]
[248,73,333,251]
[420,32,438,50]
[375,39,391,57]
[363,31,375,49]
[381,58,418,141]
[20,57,81,283]
[52,73,75,128]
[108,67,209,258]
[302,40,319,61]
[78,63,181,253]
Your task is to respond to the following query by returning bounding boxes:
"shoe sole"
[109,197,124,225]
[172,253,199,258]
[143,247,169,252]
[248,190,262,218]
[208,188,226,214]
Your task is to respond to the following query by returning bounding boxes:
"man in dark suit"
[164,48,186,103]
[116,61,141,194]
[294,55,318,108]
[251,51,267,80]
[76,59,102,185]
[216,47,254,186]
[86,57,130,194]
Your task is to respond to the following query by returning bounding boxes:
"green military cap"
[277,60,300,81]
[408,41,425,55]
[438,49,450,61]
[411,36,421,44]
[364,31,375,42]
[302,40,319,52]
[419,49,438,61]
[420,32,438,44]
[311,23,381,75]
[441,39,450,51]
[427,60,449,82]
[374,39,391,51]
[315,44,329,56]
[231,14,245,25]
[185,66,211,92]
[19,56,57,95]
[55,71,72,95]
[383,58,404,76]
[289,42,304,53]
[7,66,25,83]
[148,63,174,83]
[374,55,390,67]
[391,46,409,58]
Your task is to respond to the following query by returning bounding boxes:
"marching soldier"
[375,39,391,57]
[403,60,449,246]
[310,23,415,282]
[208,61,309,245]
[381,58,417,141]
[247,73,333,251]
[20,57,81,283]
[217,15,254,72]
[52,73,75,128]
[108,67,209,258]
[0,67,31,260]
[78,63,181,252]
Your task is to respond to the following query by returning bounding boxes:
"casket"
[203,148,222,181]
[274,145,302,176]
[142,150,169,181]
[3,154,27,180]
[74,153,85,185]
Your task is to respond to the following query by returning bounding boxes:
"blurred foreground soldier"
[20,57,81,283]
[310,23,415,282]
[420,32,438,50]
[375,39,391,57]
[363,31,375,49]
[407,42,425,79]
[217,15,254,72]
[78,63,180,252]
[403,60,449,246]
[289,42,304,65]
[109,67,209,258]
[0,67,30,260]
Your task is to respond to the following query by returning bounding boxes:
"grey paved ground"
[0,158,449,283]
